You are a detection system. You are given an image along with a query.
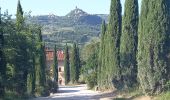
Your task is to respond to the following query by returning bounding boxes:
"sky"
[0,0,141,16]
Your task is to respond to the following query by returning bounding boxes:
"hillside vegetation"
[28,7,108,48]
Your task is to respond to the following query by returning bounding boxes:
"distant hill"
[28,7,108,49]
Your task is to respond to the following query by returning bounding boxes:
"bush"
[79,74,86,84]
[4,91,30,100]
[46,79,58,94]
[35,86,50,97]
[86,72,97,89]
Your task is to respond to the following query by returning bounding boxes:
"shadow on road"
[58,89,80,93]
[32,85,118,100]
[48,91,117,100]
[59,85,85,88]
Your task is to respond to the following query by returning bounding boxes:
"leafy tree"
[120,0,139,88]
[1,0,49,98]
[64,44,70,85]
[85,41,99,89]
[137,0,170,94]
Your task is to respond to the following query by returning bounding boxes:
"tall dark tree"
[0,7,6,98]
[14,0,29,94]
[75,44,81,81]
[35,27,48,96]
[27,26,36,96]
[64,44,70,85]
[137,0,170,94]
[105,0,122,89]
[16,0,24,31]
[52,45,58,92]
[39,29,46,87]
[120,0,138,88]
[98,21,106,87]
[70,43,80,83]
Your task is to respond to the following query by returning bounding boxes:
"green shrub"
[35,86,49,97]
[79,74,86,84]
[46,79,58,94]
[86,72,97,89]
[4,91,30,100]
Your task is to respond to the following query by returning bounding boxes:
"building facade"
[46,49,65,85]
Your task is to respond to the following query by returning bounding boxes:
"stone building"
[46,49,65,85]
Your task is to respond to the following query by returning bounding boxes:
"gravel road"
[32,84,115,100]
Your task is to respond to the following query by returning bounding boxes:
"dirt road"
[32,84,115,100]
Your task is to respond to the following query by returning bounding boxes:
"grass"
[156,91,170,100]
[3,91,31,100]
[113,86,144,100]
[114,89,170,100]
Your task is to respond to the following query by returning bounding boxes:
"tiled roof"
[46,49,64,61]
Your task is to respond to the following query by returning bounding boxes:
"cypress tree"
[15,0,29,94]
[75,44,80,82]
[120,0,138,88]
[137,0,170,94]
[98,21,106,87]
[35,28,47,96]
[105,0,122,89]
[39,29,46,87]
[16,0,24,31]
[70,43,79,83]
[64,44,70,85]
[52,45,58,92]
[27,53,35,96]
[0,7,6,98]
[27,27,36,96]
[35,55,42,95]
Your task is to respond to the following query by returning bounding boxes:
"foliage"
[1,1,49,98]
[120,0,139,88]
[0,8,6,98]
[29,8,105,49]
[98,0,122,90]
[81,41,99,89]
[51,45,58,93]
[34,27,48,96]
[97,21,106,88]
[86,72,97,89]
[64,44,70,85]
[137,0,170,94]
[70,43,81,83]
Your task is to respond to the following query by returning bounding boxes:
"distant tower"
[76,6,78,9]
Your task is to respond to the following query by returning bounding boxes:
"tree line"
[0,0,82,98]
[96,0,170,95]
[64,43,81,85]
[0,0,60,99]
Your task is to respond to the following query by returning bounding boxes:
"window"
[59,67,62,72]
